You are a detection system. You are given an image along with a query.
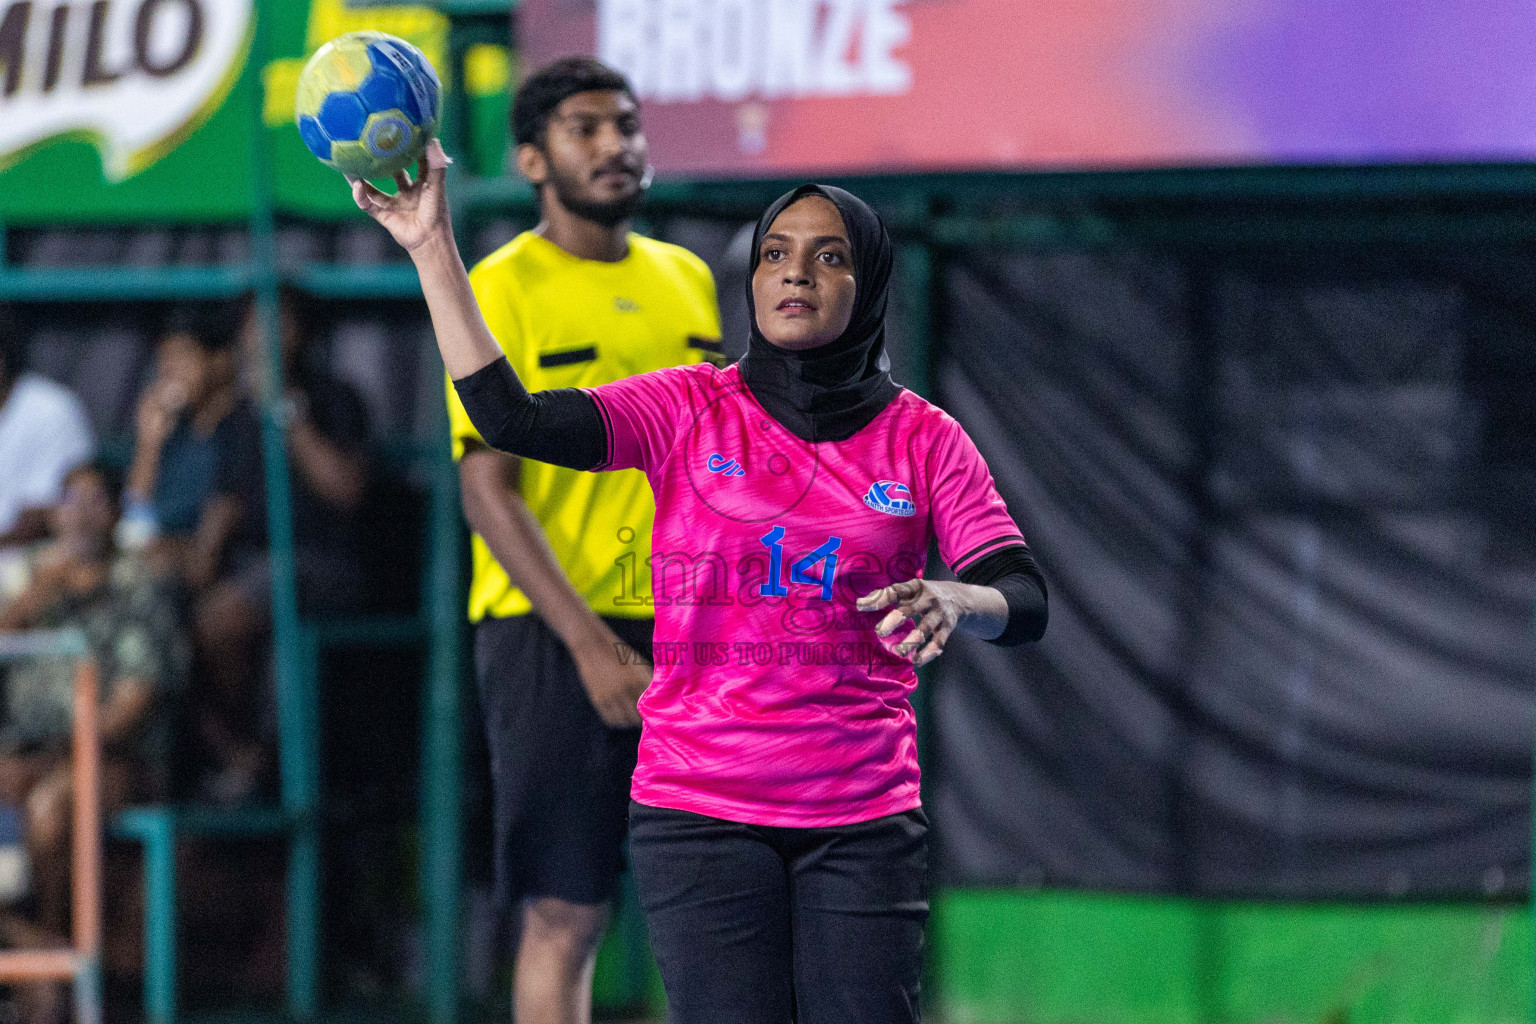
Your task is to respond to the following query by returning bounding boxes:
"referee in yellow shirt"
[446,58,721,1024]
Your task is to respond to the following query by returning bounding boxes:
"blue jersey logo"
[863,480,915,517]
[707,453,746,477]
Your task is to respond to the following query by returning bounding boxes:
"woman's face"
[751,196,857,352]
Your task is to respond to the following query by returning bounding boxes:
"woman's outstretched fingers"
[897,607,946,657]
[913,634,947,667]
[877,589,921,637]
[858,578,921,612]
[924,615,956,663]
[876,606,907,639]
[859,579,963,665]
[856,582,898,613]
[855,586,891,612]
[905,615,954,665]
[872,582,927,639]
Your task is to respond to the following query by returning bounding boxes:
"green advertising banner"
[0,0,256,221]
[0,0,496,224]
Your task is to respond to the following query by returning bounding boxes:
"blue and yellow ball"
[295,31,441,180]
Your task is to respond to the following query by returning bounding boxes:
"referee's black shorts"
[474,613,652,909]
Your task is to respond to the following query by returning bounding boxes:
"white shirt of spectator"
[0,373,96,535]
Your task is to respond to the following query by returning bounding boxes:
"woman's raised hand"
[351,137,503,380]
[350,138,454,257]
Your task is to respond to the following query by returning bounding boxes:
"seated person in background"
[0,461,185,962]
[120,304,246,583]
[0,306,96,552]
[192,291,370,802]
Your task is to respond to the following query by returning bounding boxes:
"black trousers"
[628,801,929,1024]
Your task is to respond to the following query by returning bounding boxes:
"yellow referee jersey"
[446,230,722,623]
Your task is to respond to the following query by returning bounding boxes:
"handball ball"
[295,31,441,180]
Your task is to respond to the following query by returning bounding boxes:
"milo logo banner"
[0,0,254,220]
[0,0,455,222]
[0,0,251,181]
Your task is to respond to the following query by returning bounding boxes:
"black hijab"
[737,184,902,443]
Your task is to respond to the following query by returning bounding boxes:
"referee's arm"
[458,439,649,728]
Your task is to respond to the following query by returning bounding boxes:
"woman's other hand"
[856,578,1009,667]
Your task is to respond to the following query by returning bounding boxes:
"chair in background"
[0,630,102,1024]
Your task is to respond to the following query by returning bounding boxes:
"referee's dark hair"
[513,57,636,148]
[0,304,21,390]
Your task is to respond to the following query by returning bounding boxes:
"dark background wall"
[930,232,1536,898]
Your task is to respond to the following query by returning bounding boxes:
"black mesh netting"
[930,243,1536,899]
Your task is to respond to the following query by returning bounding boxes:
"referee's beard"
[547,163,647,229]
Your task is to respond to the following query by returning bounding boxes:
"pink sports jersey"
[586,362,1025,827]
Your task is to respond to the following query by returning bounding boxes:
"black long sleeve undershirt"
[452,356,607,471]
[956,545,1049,646]
[454,356,1049,645]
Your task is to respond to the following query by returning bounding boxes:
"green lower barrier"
[931,889,1532,1024]
[590,886,1531,1022]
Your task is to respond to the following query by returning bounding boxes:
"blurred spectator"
[120,304,246,583]
[0,461,185,1022]
[192,291,370,802]
[0,306,95,550]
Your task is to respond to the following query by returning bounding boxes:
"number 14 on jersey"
[760,526,842,602]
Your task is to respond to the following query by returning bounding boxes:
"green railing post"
[419,37,471,1017]
[141,814,178,1024]
[421,396,464,1024]
[248,4,319,1018]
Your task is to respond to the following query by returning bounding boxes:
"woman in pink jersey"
[355,143,1047,1024]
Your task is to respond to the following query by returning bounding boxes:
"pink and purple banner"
[519,0,1536,176]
